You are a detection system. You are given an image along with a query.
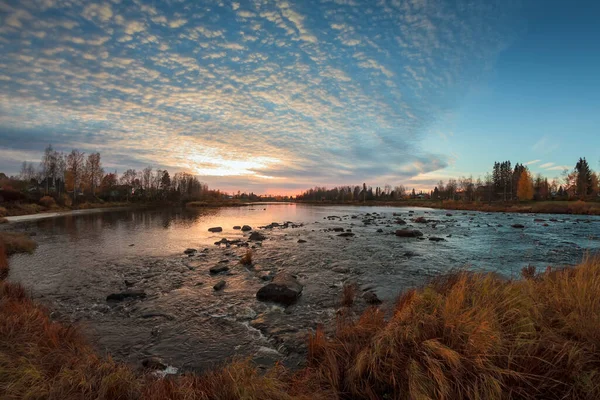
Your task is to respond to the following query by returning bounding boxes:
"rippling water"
[5,204,600,371]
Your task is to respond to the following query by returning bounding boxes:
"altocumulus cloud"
[0,0,519,193]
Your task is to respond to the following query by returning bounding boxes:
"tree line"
[5,145,222,204]
[297,157,599,203]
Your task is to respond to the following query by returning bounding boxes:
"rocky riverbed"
[5,204,600,373]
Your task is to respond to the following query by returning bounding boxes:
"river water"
[5,204,600,372]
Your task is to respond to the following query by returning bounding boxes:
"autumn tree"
[517,168,534,201]
[85,152,103,196]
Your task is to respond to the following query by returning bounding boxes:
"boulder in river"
[446,213,453,217]
[511,224,525,229]
[249,231,267,241]
[241,225,252,231]
[413,216,429,223]
[395,229,423,237]
[395,219,407,225]
[183,248,197,255]
[429,237,446,242]
[297,239,307,243]
[106,291,146,302]
[209,265,230,274]
[213,280,226,291]
[208,227,223,233]
[233,226,241,230]
[256,272,303,306]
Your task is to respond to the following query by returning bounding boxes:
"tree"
[574,157,593,198]
[40,144,60,194]
[19,161,36,183]
[517,168,534,201]
[66,150,85,204]
[85,152,103,196]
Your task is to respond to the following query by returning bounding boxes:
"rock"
[249,231,267,241]
[106,291,146,302]
[337,232,355,237]
[429,237,446,242]
[208,227,223,233]
[446,213,453,217]
[256,273,303,306]
[395,219,407,225]
[395,229,423,237]
[124,280,136,287]
[511,224,525,229]
[534,219,545,222]
[332,227,345,232]
[142,357,166,370]
[213,280,226,291]
[183,248,197,255]
[233,226,241,230]
[363,291,382,305]
[297,239,307,243]
[332,266,349,273]
[209,265,230,274]
[241,225,252,231]
[376,228,383,233]
[413,216,428,223]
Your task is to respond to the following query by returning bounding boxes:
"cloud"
[540,162,554,168]
[525,159,540,165]
[546,165,571,171]
[533,136,559,153]
[0,0,520,193]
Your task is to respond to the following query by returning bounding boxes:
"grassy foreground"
[1,235,600,399]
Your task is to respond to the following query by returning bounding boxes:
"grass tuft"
[340,282,357,307]
[0,231,37,255]
[240,249,253,265]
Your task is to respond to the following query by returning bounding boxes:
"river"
[5,204,600,372]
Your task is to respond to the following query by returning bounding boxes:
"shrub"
[39,195,57,208]
[0,232,37,255]
[240,249,253,265]
[0,206,7,217]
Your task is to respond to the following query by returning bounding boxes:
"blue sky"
[0,0,598,194]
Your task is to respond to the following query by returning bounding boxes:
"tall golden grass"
[0,231,37,255]
[1,235,600,399]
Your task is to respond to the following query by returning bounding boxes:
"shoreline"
[295,199,600,215]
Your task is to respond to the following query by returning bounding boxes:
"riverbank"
[297,199,600,215]
[0,201,132,217]
[2,227,600,399]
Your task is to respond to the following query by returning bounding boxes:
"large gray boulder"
[256,273,303,306]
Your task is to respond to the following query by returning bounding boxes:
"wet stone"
[213,280,226,291]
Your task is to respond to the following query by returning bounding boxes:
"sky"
[0,0,598,195]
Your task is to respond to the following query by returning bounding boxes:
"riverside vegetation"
[1,228,600,399]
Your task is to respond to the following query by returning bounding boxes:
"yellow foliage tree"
[517,168,534,201]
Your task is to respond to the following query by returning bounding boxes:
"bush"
[39,195,57,208]
[0,232,37,255]
[0,206,7,217]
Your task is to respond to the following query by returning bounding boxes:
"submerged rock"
[208,227,223,233]
[511,224,525,229]
[297,239,307,243]
[142,357,167,370]
[256,273,303,306]
[429,237,446,242]
[337,232,355,237]
[241,225,252,231]
[363,291,382,305]
[106,291,146,302]
[395,229,423,237]
[413,216,429,223]
[183,248,197,255]
[233,226,241,230]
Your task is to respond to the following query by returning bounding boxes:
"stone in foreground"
[208,227,223,233]
[213,280,226,291]
[241,225,252,231]
[256,272,303,306]
[249,231,267,241]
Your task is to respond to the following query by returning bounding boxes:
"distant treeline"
[296,158,599,202]
[0,145,223,205]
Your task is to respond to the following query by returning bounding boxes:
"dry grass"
[39,195,57,208]
[240,249,253,265]
[423,200,600,215]
[0,206,7,217]
[306,255,600,400]
[0,217,7,224]
[2,235,600,399]
[0,231,37,255]
[341,282,358,307]
[0,241,8,280]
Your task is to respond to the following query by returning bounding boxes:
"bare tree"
[66,150,85,204]
[85,153,103,196]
